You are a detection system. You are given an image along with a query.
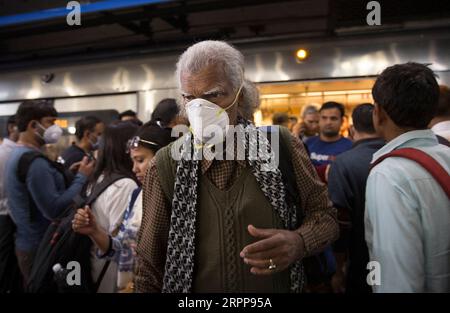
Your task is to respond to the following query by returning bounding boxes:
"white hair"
[239,79,260,120]
[175,40,258,119]
[301,105,319,118]
[176,40,244,90]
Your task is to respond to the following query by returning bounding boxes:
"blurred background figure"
[150,98,183,142]
[150,98,180,128]
[429,85,450,144]
[0,114,21,293]
[340,115,350,138]
[302,101,352,292]
[272,112,290,128]
[119,110,143,126]
[288,116,298,132]
[59,116,104,170]
[327,103,384,294]
[292,105,320,143]
[4,115,19,143]
[305,101,352,179]
[0,115,19,214]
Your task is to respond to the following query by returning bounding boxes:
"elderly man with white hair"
[134,40,338,293]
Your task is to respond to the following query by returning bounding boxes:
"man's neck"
[383,127,417,143]
[429,116,449,128]
[353,132,379,142]
[77,140,91,153]
[18,132,40,149]
[320,134,341,142]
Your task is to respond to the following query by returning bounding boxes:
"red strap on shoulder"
[370,148,450,199]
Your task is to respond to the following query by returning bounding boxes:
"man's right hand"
[78,156,95,177]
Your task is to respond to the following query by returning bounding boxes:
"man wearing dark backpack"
[365,63,450,292]
[5,100,95,284]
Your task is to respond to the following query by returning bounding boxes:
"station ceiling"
[0,0,449,70]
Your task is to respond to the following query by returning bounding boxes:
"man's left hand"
[240,224,305,275]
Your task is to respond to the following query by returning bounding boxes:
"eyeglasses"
[127,136,159,153]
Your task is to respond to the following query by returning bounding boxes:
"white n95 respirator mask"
[185,83,243,144]
[35,122,63,144]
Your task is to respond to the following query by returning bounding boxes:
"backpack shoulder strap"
[88,175,134,292]
[436,135,450,147]
[86,173,130,206]
[18,150,71,187]
[155,142,178,203]
[129,187,142,212]
[370,147,450,199]
[17,151,50,222]
[18,150,47,183]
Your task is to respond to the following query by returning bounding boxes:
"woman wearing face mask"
[72,122,172,292]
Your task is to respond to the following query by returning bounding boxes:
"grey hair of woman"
[175,40,259,120]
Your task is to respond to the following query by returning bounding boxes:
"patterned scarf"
[162,118,304,293]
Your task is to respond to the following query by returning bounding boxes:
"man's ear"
[373,103,379,126]
[348,125,355,140]
[7,123,15,134]
[83,130,91,139]
[28,120,37,131]
[374,103,388,125]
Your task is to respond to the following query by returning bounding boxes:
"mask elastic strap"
[34,122,46,140]
[218,82,244,115]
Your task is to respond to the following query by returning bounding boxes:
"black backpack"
[0,215,23,293]
[26,173,128,293]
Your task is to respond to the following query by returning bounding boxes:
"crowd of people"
[0,40,448,294]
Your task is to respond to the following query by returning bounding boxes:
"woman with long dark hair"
[73,121,138,293]
[72,122,172,292]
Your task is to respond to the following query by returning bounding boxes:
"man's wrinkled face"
[180,65,239,121]
[303,113,319,136]
[319,108,343,138]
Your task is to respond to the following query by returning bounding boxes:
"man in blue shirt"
[365,63,450,292]
[5,100,95,283]
[302,102,352,292]
[305,101,352,181]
